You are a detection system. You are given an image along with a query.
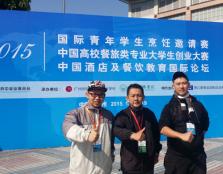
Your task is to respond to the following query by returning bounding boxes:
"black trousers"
[164,151,207,174]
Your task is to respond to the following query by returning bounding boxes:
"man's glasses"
[88,92,105,98]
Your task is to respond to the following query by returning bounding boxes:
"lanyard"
[130,109,143,131]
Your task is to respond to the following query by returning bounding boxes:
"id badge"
[93,143,102,152]
[138,140,147,153]
[186,122,196,135]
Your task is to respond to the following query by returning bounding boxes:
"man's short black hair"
[127,83,144,96]
[172,71,189,82]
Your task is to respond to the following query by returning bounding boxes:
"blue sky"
[31,0,128,17]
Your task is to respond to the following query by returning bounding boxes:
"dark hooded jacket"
[113,106,162,173]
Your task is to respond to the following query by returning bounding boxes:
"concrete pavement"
[1,138,223,174]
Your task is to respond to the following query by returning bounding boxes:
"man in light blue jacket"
[63,80,114,174]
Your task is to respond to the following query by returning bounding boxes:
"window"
[158,0,186,13]
[192,5,223,22]
[131,7,141,17]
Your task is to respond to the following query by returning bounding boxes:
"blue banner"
[0,10,223,150]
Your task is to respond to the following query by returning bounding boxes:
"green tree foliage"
[0,0,31,10]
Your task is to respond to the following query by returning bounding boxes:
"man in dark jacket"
[113,83,162,174]
[159,72,209,174]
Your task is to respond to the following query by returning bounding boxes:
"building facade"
[120,0,223,22]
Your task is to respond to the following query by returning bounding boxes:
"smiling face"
[86,90,105,108]
[172,77,190,97]
[127,88,144,109]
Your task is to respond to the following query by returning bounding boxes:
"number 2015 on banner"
[0,43,35,60]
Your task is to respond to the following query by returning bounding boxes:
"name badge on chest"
[93,143,102,152]
[138,140,147,153]
[186,122,196,135]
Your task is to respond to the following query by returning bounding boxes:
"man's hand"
[87,127,99,143]
[130,127,145,141]
[161,126,194,143]
[180,131,194,143]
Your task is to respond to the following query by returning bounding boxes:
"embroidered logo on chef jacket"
[181,103,187,111]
